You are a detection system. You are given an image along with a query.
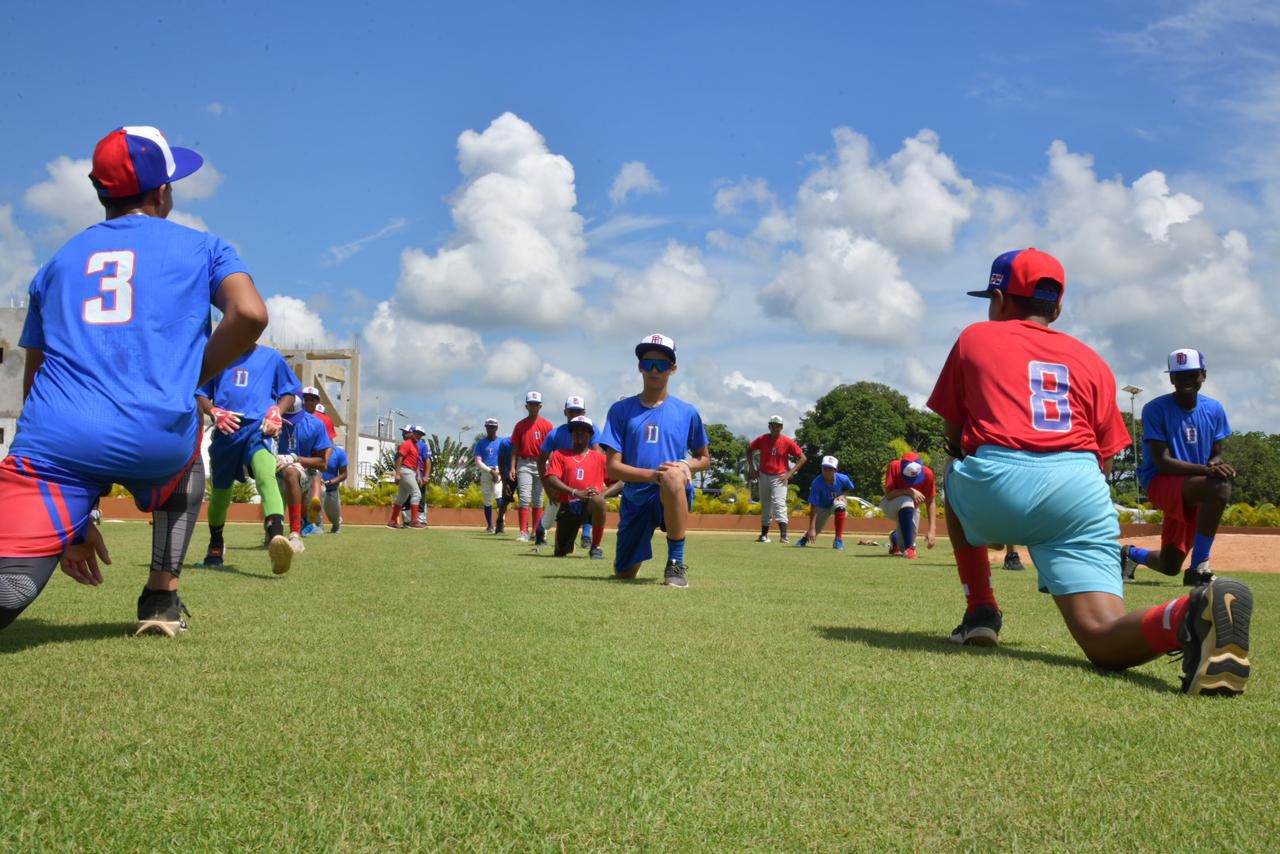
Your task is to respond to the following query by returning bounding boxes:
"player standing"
[543,416,621,559]
[472,419,503,532]
[0,125,269,635]
[387,427,421,529]
[414,426,431,527]
[510,392,553,543]
[746,416,807,544]
[599,334,710,587]
[794,456,855,549]
[881,452,936,559]
[195,344,299,573]
[928,248,1251,695]
[1121,350,1233,587]
[277,402,332,551]
[494,433,515,535]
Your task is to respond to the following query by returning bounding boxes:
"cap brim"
[966,289,995,298]
[168,146,204,185]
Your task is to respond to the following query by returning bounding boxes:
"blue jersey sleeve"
[687,409,709,452]
[1213,401,1231,443]
[840,473,855,494]
[1141,399,1170,444]
[599,402,628,454]
[208,236,249,302]
[270,354,302,403]
[18,272,45,349]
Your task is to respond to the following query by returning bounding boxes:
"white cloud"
[0,205,37,306]
[586,214,667,243]
[263,295,334,349]
[24,156,99,237]
[360,300,484,391]
[676,364,805,437]
[713,177,775,214]
[534,363,597,415]
[172,159,223,201]
[324,217,408,265]
[482,337,542,386]
[168,210,209,232]
[207,102,226,117]
[394,112,588,328]
[603,242,722,332]
[609,161,663,207]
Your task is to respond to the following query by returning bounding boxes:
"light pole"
[1122,385,1144,501]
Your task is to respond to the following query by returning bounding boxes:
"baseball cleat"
[833,538,844,550]
[589,546,605,560]
[948,605,1002,647]
[134,588,190,637]
[268,534,293,575]
[904,547,918,560]
[794,536,809,548]
[1002,551,1024,571]
[755,535,770,544]
[289,532,305,554]
[196,546,224,568]
[1183,562,1214,587]
[1179,578,1251,696]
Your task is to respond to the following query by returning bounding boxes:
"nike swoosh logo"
[1223,593,1236,625]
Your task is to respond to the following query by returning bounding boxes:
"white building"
[0,308,27,458]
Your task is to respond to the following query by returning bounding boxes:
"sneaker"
[1179,578,1252,696]
[1183,562,1214,587]
[1120,545,1137,581]
[888,545,902,556]
[289,532,305,554]
[300,522,322,537]
[580,534,592,550]
[794,536,809,548]
[1002,552,1024,571]
[948,604,1003,647]
[135,588,190,637]
[196,546,224,568]
[494,523,506,534]
[755,534,770,544]
[485,526,495,534]
[663,559,689,588]
[386,521,400,530]
[534,532,547,546]
[779,536,791,544]
[330,524,342,534]
[516,532,530,543]
[833,538,844,550]
[904,547,918,560]
[268,534,293,575]
[411,521,428,529]
[589,546,605,560]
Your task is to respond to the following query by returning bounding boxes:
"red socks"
[955,545,997,612]
[833,509,846,538]
[532,507,544,532]
[592,525,604,547]
[289,503,303,534]
[1140,596,1191,654]
[410,505,420,527]
[518,507,529,533]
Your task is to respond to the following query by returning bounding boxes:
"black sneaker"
[1120,545,1137,581]
[663,559,689,588]
[948,604,1002,646]
[589,546,605,560]
[1002,552,1025,572]
[534,532,548,547]
[135,588,190,637]
[196,546,224,568]
[580,534,592,550]
[1179,578,1252,696]
[1183,562,1214,587]
[494,522,505,535]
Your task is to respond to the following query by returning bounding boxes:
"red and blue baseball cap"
[1166,348,1206,373]
[89,126,203,199]
[968,248,1066,303]
[900,452,926,485]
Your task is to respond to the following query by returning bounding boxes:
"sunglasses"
[638,358,674,374]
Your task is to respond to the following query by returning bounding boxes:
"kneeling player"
[277,403,333,551]
[795,456,855,549]
[930,248,1251,695]
[543,416,622,558]
[322,444,348,533]
[881,452,936,559]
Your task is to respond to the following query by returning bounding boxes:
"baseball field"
[2,521,1275,849]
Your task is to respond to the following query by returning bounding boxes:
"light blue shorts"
[945,446,1122,598]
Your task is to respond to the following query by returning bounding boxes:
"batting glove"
[209,407,242,435]
[275,453,297,472]
[261,405,283,437]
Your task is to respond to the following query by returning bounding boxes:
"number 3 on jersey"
[1028,361,1071,432]
[83,250,135,325]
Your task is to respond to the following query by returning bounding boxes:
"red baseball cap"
[968,248,1066,303]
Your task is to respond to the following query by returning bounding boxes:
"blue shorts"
[614,483,695,573]
[209,425,273,490]
[945,446,1122,598]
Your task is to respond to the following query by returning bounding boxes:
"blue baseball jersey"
[807,473,855,508]
[540,422,599,455]
[473,436,502,467]
[13,216,247,481]
[323,446,348,481]
[198,345,300,421]
[280,411,332,460]
[497,437,513,472]
[599,394,709,500]
[1137,393,1231,489]
[417,440,431,476]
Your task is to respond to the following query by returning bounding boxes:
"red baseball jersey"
[314,410,336,440]
[883,459,936,499]
[749,433,803,475]
[511,417,554,459]
[544,448,607,503]
[928,320,1130,461]
[397,438,420,472]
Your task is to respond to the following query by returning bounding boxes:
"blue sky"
[3,1,1279,438]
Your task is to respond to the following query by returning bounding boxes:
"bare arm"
[202,272,268,387]
[299,447,331,472]
[22,348,45,401]
[744,448,756,480]
[943,419,964,459]
[1150,440,1233,479]
[327,465,349,488]
[787,450,807,478]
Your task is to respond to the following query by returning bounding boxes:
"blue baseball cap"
[968,248,1066,303]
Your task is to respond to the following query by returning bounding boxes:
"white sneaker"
[289,532,305,554]
[515,532,530,543]
[755,535,770,544]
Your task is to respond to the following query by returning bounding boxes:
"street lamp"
[1122,385,1143,500]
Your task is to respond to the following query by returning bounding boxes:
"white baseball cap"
[412,425,426,435]
[315,403,326,414]
[902,461,923,479]
[821,455,838,469]
[634,333,677,362]
[1166,348,1206,373]
[484,418,499,427]
[568,415,594,429]
[564,395,586,411]
[768,415,784,425]
[526,391,543,404]
[301,386,321,397]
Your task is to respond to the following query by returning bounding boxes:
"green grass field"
[2,521,1276,851]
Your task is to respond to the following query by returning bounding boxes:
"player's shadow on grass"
[818,625,1174,693]
[542,574,661,584]
[190,564,283,581]
[1,619,134,652]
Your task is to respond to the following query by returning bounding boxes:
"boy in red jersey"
[927,248,1252,695]
[543,416,622,558]
[509,392,554,543]
[388,426,422,529]
[746,415,806,543]
[880,452,936,559]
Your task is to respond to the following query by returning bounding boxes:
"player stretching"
[0,125,269,636]
[195,344,299,573]
[599,334,710,587]
[321,443,348,533]
[929,248,1251,695]
[1122,349,1233,587]
[300,387,335,534]
[543,416,622,559]
[794,456,855,549]
[881,452,936,558]
[277,401,332,551]
[510,392,553,543]
[746,415,806,544]
[473,419,504,532]
[539,395,597,549]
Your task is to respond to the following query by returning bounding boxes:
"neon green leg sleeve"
[208,487,233,529]
[252,449,285,517]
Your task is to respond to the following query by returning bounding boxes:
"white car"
[847,496,877,518]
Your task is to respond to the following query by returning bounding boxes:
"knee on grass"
[615,564,641,579]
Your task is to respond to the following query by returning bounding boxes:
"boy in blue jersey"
[539,395,598,548]
[414,427,431,527]
[1122,349,1235,587]
[321,445,349,533]
[795,456,856,549]
[599,334,710,588]
[0,126,269,636]
[473,419,504,532]
[494,435,515,535]
[276,403,333,552]
[195,344,300,573]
